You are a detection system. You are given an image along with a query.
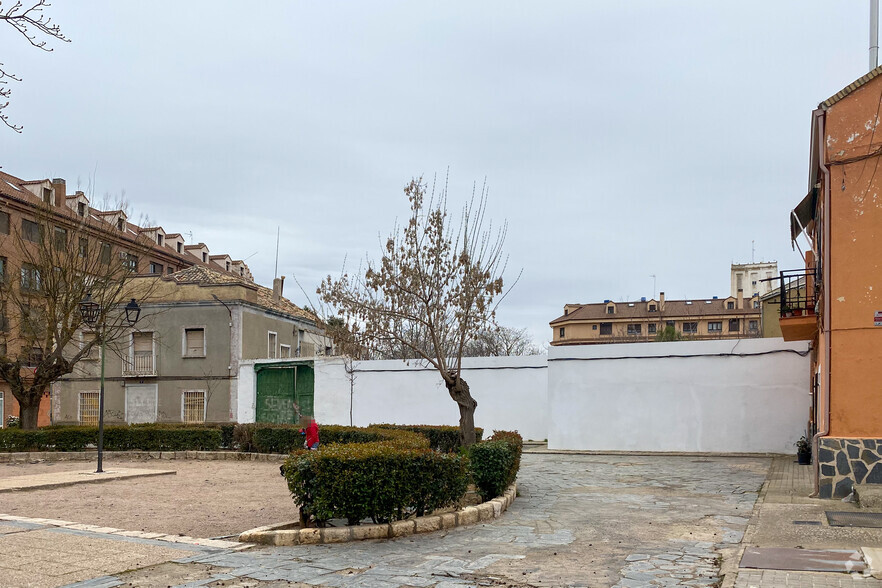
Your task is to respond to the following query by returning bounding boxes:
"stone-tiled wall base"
[818,437,882,498]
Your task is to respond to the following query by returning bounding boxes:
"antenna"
[650,274,657,298]
[751,240,755,264]
[185,231,194,244]
[273,226,280,279]
[872,0,879,70]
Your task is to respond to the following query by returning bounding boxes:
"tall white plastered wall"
[547,338,811,453]
[314,355,549,441]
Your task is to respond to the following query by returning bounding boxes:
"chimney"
[272,276,285,303]
[51,178,65,207]
[659,291,665,311]
[737,288,744,310]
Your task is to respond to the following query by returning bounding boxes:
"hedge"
[282,438,468,525]
[234,424,394,454]
[468,430,523,501]
[370,424,483,452]
[0,424,224,452]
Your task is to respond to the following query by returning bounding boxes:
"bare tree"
[1,1,69,132]
[464,325,542,357]
[0,200,155,429]
[319,177,511,446]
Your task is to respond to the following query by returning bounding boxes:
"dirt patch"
[0,457,298,538]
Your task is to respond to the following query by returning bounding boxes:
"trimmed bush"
[282,439,467,525]
[234,424,397,454]
[468,430,523,501]
[0,424,223,452]
[370,424,483,452]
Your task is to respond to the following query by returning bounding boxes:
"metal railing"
[123,351,157,376]
[770,268,817,318]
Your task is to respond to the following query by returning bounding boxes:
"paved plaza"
[0,453,880,587]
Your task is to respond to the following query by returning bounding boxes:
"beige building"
[731,261,778,299]
[550,291,762,346]
[52,267,331,425]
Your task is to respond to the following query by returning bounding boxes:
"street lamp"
[78,294,141,473]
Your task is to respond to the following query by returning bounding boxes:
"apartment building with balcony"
[550,290,762,346]
[51,266,332,425]
[784,65,882,498]
[0,168,254,427]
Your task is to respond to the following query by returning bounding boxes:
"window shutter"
[186,329,204,355]
[133,333,152,353]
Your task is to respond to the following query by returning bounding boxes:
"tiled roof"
[821,65,882,108]
[164,266,318,322]
[550,297,760,325]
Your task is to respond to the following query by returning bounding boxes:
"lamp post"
[78,295,141,473]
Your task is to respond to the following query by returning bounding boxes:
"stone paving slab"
[733,569,882,587]
[0,468,176,493]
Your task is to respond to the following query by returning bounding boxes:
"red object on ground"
[305,420,319,448]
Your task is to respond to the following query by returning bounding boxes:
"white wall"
[547,338,811,453]
[314,356,549,441]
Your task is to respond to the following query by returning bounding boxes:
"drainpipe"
[811,108,832,497]
[212,294,234,376]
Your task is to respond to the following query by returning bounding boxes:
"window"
[708,321,722,333]
[77,202,86,217]
[128,332,154,375]
[606,306,614,315]
[648,323,657,334]
[53,226,67,250]
[727,301,734,310]
[748,320,758,332]
[268,331,278,358]
[239,267,244,276]
[79,392,100,425]
[648,304,657,312]
[167,266,174,274]
[559,327,565,338]
[26,347,43,367]
[600,322,612,335]
[184,327,205,357]
[81,331,99,360]
[42,187,52,204]
[728,319,740,332]
[202,252,207,263]
[117,218,125,231]
[0,306,8,332]
[0,211,8,234]
[301,341,315,357]
[182,390,206,423]
[176,242,183,253]
[78,237,88,258]
[683,322,698,334]
[22,219,41,242]
[122,253,138,272]
[225,261,230,272]
[20,263,41,291]
[753,300,760,309]
[0,257,5,282]
[592,324,597,330]
[149,262,163,274]
[100,242,112,264]
[156,234,163,246]
[627,324,642,335]
[280,344,291,358]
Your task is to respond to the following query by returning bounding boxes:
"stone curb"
[0,469,176,493]
[524,449,788,458]
[238,483,518,546]
[0,450,288,464]
[0,513,253,550]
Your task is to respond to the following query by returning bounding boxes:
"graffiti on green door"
[255,362,314,424]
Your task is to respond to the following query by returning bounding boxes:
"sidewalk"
[726,456,882,587]
[0,468,175,493]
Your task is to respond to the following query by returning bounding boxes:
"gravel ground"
[0,457,298,538]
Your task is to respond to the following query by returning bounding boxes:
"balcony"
[773,268,818,341]
[123,351,157,377]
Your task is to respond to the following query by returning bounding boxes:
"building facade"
[785,66,882,498]
[550,291,762,346]
[0,169,254,427]
[730,261,778,299]
[51,267,331,425]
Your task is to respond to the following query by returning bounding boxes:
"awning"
[790,187,817,243]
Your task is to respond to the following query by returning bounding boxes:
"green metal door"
[255,362,314,423]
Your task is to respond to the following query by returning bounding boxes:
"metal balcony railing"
[771,268,817,318]
[123,351,157,377]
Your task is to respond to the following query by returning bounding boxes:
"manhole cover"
[826,511,882,528]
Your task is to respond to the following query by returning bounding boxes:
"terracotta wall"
[0,383,52,427]
[824,75,882,436]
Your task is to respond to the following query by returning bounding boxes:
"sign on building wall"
[875,311,882,326]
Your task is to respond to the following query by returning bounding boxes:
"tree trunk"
[446,376,478,447]
[19,401,40,430]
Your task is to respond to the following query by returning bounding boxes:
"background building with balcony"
[550,290,762,346]
[51,266,331,425]
[788,65,882,498]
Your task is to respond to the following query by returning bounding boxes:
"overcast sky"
[0,1,873,345]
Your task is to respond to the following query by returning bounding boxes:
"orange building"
[787,66,882,498]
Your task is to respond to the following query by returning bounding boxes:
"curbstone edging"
[238,482,518,546]
[0,450,288,464]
